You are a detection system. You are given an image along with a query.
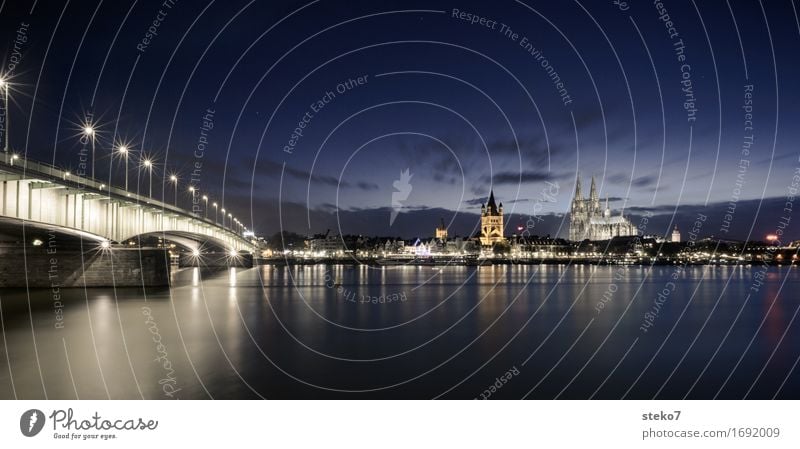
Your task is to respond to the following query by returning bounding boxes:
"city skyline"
[0,1,797,241]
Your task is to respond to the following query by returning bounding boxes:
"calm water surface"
[1,264,798,399]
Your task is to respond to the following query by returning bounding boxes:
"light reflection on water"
[0,265,798,399]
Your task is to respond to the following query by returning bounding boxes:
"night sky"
[1,0,799,241]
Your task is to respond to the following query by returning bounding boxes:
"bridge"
[0,153,255,256]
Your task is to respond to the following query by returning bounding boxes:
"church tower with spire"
[480,190,505,246]
[435,218,448,240]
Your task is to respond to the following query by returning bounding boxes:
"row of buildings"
[284,179,798,264]
[304,178,685,257]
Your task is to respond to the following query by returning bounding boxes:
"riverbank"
[254,256,795,267]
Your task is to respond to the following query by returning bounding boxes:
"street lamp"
[10,154,18,166]
[117,145,129,190]
[83,125,95,179]
[212,202,218,224]
[143,158,153,198]
[228,213,232,230]
[202,195,208,219]
[189,186,196,213]
[221,208,226,228]
[0,77,9,155]
[169,175,178,206]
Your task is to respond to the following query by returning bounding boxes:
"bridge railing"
[0,153,248,246]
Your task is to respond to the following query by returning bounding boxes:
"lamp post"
[227,213,232,231]
[0,77,9,156]
[143,159,153,198]
[83,125,95,179]
[169,175,178,206]
[117,145,129,190]
[213,202,218,224]
[202,195,208,219]
[221,208,226,228]
[10,154,18,166]
[189,186,196,214]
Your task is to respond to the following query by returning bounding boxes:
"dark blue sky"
[2,0,799,240]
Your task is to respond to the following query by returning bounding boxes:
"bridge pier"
[0,244,170,288]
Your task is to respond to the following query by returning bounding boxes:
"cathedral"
[569,176,637,241]
[480,190,505,246]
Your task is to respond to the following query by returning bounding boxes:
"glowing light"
[212,202,217,207]
[117,145,128,154]
[11,154,19,160]
[32,239,43,246]
[100,241,110,249]
[83,126,94,136]
[192,249,200,257]
[202,195,208,201]
[170,175,177,182]
[229,249,238,257]
[766,234,778,242]
[143,159,152,167]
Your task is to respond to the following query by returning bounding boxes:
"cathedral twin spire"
[573,174,610,216]
[574,174,599,201]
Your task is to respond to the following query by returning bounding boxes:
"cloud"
[607,173,658,189]
[631,175,658,188]
[462,197,486,206]
[250,158,378,191]
[483,170,563,185]
[356,181,379,191]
